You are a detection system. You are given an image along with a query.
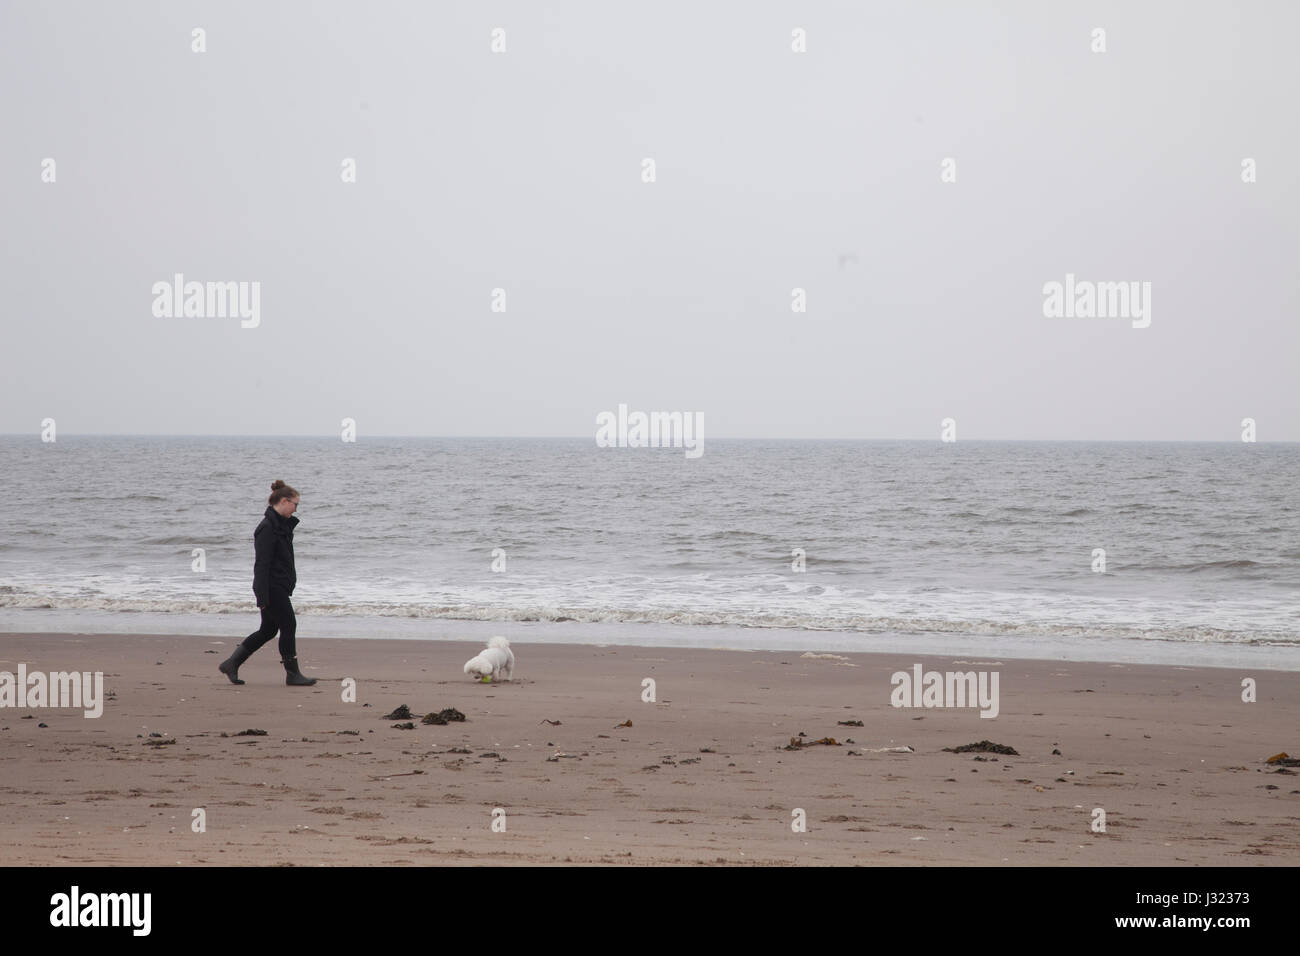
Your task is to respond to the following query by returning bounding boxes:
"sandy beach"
[0,632,1296,866]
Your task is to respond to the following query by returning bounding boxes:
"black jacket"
[252,505,298,605]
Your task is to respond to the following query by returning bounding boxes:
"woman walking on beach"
[218,480,317,687]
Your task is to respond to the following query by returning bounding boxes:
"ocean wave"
[1,591,1294,646]
[1187,559,1263,571]
[1143,559,1264,572]
[141,536,233,546]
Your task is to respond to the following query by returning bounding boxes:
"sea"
[1,436,1297,669]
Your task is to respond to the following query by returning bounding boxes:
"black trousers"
[242,586,298,660]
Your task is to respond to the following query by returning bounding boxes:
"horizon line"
[2,433,1296,444]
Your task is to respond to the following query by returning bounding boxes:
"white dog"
[463,636,514,682]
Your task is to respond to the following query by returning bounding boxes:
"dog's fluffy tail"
[488,636,510,650]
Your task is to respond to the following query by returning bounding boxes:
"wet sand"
[0,632,1296,865]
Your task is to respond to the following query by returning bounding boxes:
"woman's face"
[275,497,300,518]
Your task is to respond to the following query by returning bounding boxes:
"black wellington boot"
[282,657,317,686]
[218,643,253,685]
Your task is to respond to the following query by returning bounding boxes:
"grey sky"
[2,1,1296,440]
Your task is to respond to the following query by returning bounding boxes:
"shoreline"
[3,609,1299,672]
[0,632,1296,866]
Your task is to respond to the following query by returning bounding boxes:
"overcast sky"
[2,1,1296,441]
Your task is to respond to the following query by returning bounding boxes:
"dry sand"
[0,632,1296,866]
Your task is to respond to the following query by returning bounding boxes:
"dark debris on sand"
[381,704,468,724]
[944,740,1019,756]
[784,736,842,750]
[1265,752,1300,767]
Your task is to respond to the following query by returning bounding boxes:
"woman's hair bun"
[267,479,299,507]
